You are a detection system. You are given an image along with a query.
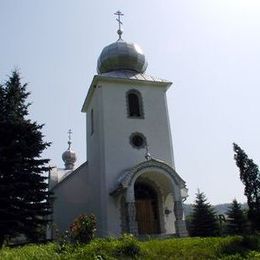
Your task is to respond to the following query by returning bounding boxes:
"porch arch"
[111,159,188,237]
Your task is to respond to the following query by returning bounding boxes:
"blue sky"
[1,0,260,204]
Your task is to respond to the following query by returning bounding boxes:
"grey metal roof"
[81,71,172,112]
[99,70,171,83]
[97,40,148,74]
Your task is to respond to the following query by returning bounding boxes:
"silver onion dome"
[62,130,77,170]
[97,40,148,74]
[62,149,76,170]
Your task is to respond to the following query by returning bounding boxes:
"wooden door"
[135,199,158,234]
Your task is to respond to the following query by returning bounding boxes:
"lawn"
[0,235,259,259]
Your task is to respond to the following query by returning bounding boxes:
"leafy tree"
[226,199,247,235]
[0,71,52,246]
[189,191,219,237]
[233,143,260,231]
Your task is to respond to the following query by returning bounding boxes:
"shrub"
[114,234,140,258]
[241,235,260,250]
[69,214,96,244]
[55,230,72,254]
[0,235,259,259]
[220,236,245,255]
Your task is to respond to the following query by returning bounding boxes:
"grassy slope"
[0,236,259,260]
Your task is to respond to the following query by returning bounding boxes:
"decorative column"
[126,186,138,235]
[174,200,188,237]
[126,202,138,235]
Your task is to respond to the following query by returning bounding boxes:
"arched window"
[126,90,144,118]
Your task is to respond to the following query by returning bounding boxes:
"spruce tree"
[233,143,260,231]
[190,191,219,237]
[226,199,247,235]
[0,71,52,246]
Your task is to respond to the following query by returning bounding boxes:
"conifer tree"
[0,71,52,246]
[233,143,260,231]
[190,191,219,237]
[226,199,247,235]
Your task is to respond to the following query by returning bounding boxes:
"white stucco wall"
[84,76,176,236]
[101,80,174,175]
[51,158,108,237]
[50,75,186,238]
[85,85,107,236]
[51,163,90,235]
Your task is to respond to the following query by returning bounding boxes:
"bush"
[69,214,96,244]
[220,236,246,255]
[114,234,140,258]
[241,235,260,250]
[0,235,259,259]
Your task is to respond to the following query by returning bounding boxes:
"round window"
[130,133,146,149]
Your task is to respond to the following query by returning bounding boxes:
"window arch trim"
[126,89,144,119]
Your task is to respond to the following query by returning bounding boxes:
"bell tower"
[82,11,175,171]
[81,12,187,237]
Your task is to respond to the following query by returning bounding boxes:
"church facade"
[49,18,188,237]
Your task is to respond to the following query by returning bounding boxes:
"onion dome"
[97,11,148,74]
[97,40,148,74]
[62,130,77,170]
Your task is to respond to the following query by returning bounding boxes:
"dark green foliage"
[184,203,248,216]
[189,191,220,237]
[241,235,260,251]
[226,199,247,235]
[185,214,192,235]
[0,71,52,246]
[114,234,140,258]
[0,236,259,260]
[233,143,260,231]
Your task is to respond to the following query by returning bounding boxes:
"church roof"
[49,161,88,190]
[81,71,172,112]
[99,70,170,83]
[97,40,148,74]
[97,11,147,74]
[83,12,172,112]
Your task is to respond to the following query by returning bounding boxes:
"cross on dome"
[145,144,152,161]
[114,10,124,40]
[62,129,77,170]
[68,129,72,148]
[96,11,148,74]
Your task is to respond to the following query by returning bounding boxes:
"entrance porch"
[110,159,188,237]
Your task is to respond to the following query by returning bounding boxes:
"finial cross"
[68,129,72,141]
[68,129,72,148]
[114,10,124,40]
[145,144,152,161]
[114,10,124,30]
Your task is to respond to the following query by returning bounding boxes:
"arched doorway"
[134,182,160,234]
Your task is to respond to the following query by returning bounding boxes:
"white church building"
[49,13,188,238]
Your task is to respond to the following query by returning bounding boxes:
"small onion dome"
[97,40,148,74]
[62,142,77,170]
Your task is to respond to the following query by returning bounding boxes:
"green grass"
[0,235,259,260]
